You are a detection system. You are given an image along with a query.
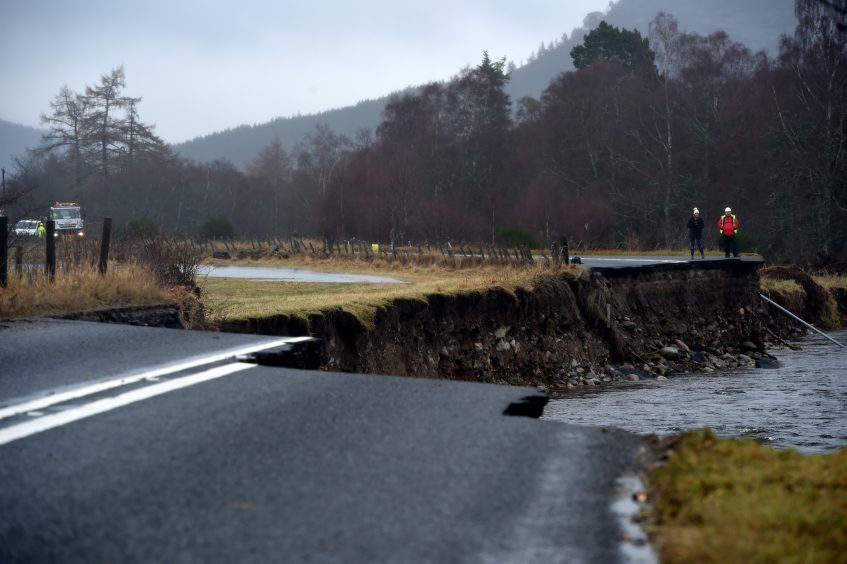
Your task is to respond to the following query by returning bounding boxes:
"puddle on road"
[199,265,404,284]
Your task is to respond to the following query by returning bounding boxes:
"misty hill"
[174,0,796,168]
[511,0,796,103]
[172,98,390,171]
[0,119,43,173]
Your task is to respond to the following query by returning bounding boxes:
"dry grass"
[813,273,847,290]
[199,261,581,327]
[0,262,169,320]
[647,430,847,564]
[1,237,201,321]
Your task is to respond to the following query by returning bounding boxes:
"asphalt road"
[0,319,641,563]
[577,254,764,268]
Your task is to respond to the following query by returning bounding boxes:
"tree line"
[6,0,846,262]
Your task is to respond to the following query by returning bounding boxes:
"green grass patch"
[647,430,847,564]
[820,295,843,330]
[760,277,805,296]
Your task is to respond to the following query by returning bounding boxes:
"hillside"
[173,0,795,167]
[172,97,389,171]
[509,0,795,103]
[0,119,44,173]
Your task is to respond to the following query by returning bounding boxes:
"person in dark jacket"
[687,207,705,259]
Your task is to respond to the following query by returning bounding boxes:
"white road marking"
[0,362,255,446]
[0,337,310,421]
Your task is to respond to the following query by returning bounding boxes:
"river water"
[544,331,847,453]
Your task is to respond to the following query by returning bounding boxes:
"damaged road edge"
[237,338,324,370]
[503,395,549,418]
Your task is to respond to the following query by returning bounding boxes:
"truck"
[49,202,86,237]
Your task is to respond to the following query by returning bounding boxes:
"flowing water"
[544,331,847,453]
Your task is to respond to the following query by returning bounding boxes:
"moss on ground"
[647,430,847,564]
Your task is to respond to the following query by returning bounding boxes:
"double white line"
[0,337,311,447]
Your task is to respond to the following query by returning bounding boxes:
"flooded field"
[199,265,403,284]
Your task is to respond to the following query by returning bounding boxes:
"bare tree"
[248,137,292,235]
[84,67,127,176]
[39,86,91,186]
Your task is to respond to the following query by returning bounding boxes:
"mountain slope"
[506,0,795,104]
[174,0,796,167]
[0,119,44,173]
[174,97,388,169]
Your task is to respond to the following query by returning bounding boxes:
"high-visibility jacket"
[37,223,45,238]
[717,214,739,235]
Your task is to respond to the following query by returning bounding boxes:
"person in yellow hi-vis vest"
[371,243,379,253]
[37,220,45,239]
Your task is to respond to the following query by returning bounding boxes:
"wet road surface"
[1,319,640,563]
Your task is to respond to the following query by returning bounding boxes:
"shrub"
[139,238,203,288]
[500,227,538,249]
[118,216,159,240]
[199,216,236,240]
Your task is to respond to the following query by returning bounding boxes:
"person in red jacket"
[717,206,740,258]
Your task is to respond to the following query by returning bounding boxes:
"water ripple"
[544,331,847,453]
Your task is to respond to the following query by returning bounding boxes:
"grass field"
[199,258,578,326]
[647,430,847,564]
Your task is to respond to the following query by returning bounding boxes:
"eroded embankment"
[221,260,776,388]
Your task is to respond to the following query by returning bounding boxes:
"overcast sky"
[2,0,611,143]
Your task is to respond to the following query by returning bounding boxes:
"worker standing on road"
[717,207,740,258]
[37,219,45,239]
[687,208,705,259]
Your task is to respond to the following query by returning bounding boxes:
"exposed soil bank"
[221,259,794,388]
[53,286,205,329]
[53,303,183,328]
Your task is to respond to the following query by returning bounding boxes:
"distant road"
[577,255,764,269]
[0,319,641,563]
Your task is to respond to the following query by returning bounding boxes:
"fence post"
[0,216,7,288]
[99,217,112,275]
[45,220,56,282]
[15,245,23,278]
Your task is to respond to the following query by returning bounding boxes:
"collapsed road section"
[0,319,641,563]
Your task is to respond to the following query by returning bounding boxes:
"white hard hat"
[725,207,732,213]
[693,207,699,214]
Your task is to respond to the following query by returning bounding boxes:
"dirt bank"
[221,260,788,388]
